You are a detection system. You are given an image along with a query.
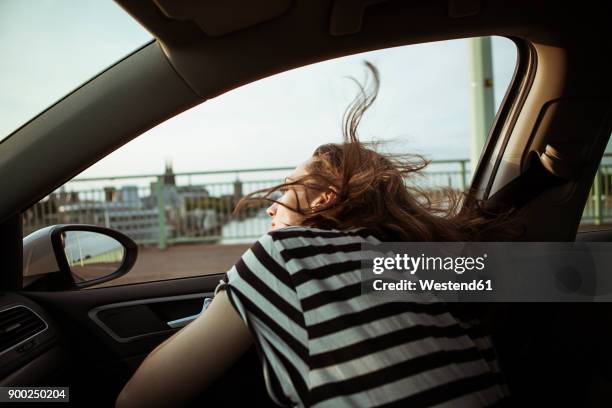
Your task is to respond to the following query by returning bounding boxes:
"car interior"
[1,0,611,406]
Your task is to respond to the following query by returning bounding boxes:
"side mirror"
[23,224,138,290]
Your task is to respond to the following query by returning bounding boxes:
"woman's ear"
[313,189,337,208]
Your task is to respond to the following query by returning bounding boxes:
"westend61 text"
[373,279,493,292]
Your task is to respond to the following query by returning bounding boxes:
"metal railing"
[582,159,612,225]
[22,156,612,247]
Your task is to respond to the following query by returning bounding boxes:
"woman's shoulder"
[264,225,383,245]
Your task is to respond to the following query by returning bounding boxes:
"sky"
[1,0,518,190]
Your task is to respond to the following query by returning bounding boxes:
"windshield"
[0,0,152,142]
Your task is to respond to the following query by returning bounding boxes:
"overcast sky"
[1,0,517,186]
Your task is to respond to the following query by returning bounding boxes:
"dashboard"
[0,293,66,386]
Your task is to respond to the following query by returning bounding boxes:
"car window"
[21,36,517,288]
[0,0,152,141]
[579,137,612,230]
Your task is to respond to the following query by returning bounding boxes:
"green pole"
[156,176,167,250]
[469,37,495,175]
[594,169,602,225]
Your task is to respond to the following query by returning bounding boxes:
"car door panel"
[89,293,211,345]
[5,274,275,406]
[21,275,220,356]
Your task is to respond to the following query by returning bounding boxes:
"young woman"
[116,62,520,408]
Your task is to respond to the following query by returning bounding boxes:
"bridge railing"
[22,156,612,246]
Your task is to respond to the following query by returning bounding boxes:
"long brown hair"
[234,61,523,242]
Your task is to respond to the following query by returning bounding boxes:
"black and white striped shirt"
[214,226,508,407]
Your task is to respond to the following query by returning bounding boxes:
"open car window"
[22,36,518,288]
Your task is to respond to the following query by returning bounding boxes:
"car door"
[8,269,270,406]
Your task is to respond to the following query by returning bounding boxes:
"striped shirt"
[214,226,508,407]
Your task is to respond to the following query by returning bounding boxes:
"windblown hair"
[234,61,523,242]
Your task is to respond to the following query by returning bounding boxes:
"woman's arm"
[115,289,253,408]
